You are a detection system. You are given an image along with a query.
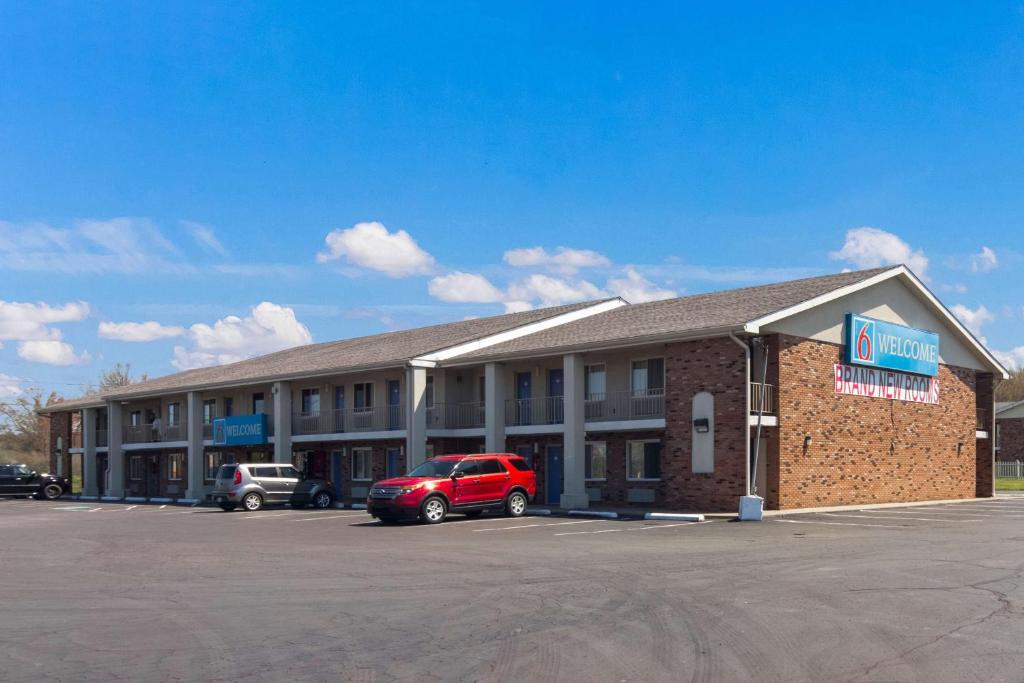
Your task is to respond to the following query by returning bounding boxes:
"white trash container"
[738,495,764,521]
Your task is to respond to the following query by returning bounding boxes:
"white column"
[560,353,589,509]
[105,402,125,499]
[82,408,98,498]
[406,365,428,471]
[484,363,506,453]
[273,381,292,464]
[185,391,205,501]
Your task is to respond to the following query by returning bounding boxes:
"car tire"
[505,491,528,517]
[464,510,483,517]
[420,496,447,524]
[41,483,64,501]
[218,503,237,512]
[242,492,264,512]
[312,491,333,510]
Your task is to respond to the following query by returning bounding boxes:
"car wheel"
[242,493,263,512]
[464,510,483,517]
[41,483,63,500]
[505,491,527,517]
[313,491,333,509]
[218,503,237,512]
[420,496,447,524]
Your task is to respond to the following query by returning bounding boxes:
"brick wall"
[775,334,980,509]
[47,411,73,475]
[997,417,1024,462]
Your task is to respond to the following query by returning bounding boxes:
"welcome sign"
[834,363,940,405]
[213,414,268,446]
[844,313,940,377]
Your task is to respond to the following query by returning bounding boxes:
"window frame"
[626,439,662,481]
[354,383,374,412]
[585,440,607,481]
[167,453,185,481]
[351,447,373,481]
[167,402,181,426]
[202,399,216,425]
[129,455,144,481]
[630,357,666,396]
[584,364,606,400]
[300,387,321,415]
[204,451,224,482]
[252,392,266,415]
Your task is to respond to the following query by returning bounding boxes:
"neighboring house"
[996,401,1024,461]
[40,265,1007,511]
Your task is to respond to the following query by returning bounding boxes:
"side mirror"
[451,470,465,479]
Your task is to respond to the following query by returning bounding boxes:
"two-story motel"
[40,265,1007,512]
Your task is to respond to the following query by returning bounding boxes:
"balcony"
[505,396,565,427]
[585,389,665,422]
[292,405,405,436]
[96,429,108,448]
[427,402,486,430]
[750,382,775,415]
[123,420,188,444]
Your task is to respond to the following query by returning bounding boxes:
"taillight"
[233,469,242,486]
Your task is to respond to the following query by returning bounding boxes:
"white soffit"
[415,298,628,363]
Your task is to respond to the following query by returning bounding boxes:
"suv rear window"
[478,459,505,474]
[216,465,237,479]
[506,458,531,472]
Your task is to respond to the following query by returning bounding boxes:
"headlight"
[400,485,421,495]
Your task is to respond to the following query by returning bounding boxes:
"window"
[354,383,373,411]
[247,450,269,463]
[167,403,181,426]
[585,364,606,399]
[224,398,234,417]
[351,448,372,480]
[627,441,662,480]
[585,442,607,480]
[203,399,216,425]
[455,459,482,476]
[14,464,31,476]
[0,465,12,476]
[301,388,320,415]
[425,443,435,459]
[129,456,144,481]
[631,358,665,395]
[334,386,345,410]
[251,465,278,478]
[515,445,534,468]
[130,410,141,427]
[426,376,434,408]
[205,452,225,480]
[280,466,300,480]
[216,464,238,480]
[479,459,504,474]
[167,453,184,480]
[252,392,266,415]
[507,457,531,472]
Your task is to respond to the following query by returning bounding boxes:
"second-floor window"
[335,386,345,411]
[585,364,606,399]
[631,358,665,396]
[167,403,181,426]
[202,399,216,425]
[301,388,320,415]
[224,398,233,417]
[130,411,141,427]
[252,392,265,415]
[426,376,434,408]
[354,383,373,412]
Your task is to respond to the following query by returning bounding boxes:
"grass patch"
[995,478,1024,491]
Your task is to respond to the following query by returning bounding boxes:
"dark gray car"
[208,463,334,512]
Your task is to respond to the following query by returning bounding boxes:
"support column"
[273,381,292,464]
[484,362,506,453]
[560,353,589,509]
[105,402,125,499]
[406,365,428,471]
[82,408,98,498]
[185,391,205,501]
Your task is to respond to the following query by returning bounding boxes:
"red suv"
[367,453,536,524]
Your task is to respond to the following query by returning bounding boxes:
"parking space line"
[554,522,702,536]
[290,513,372,522]
[821,512,979,523]
[774,519,907,528]
[473,519,603,532]
[866,509,1000,517]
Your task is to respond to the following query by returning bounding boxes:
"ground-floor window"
[167,453,185,481]
[585,441,607,480]
[515,445,534,468]
[204,451,225,481]
[129,455,144,481]
[425,443,435,459]
[627,440,661,481]
[351,448,372,481]
[247,450,270,463]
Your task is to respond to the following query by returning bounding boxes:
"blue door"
[548,369,564,423]
[515,372,532,425]
[387,380,401,429]
[386,447,400,478]
[331,450,344,500]
[545,446,563,505]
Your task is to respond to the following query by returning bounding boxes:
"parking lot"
[2,496,1023,682]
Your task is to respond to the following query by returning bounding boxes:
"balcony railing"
[427,402,486,429]
[292,405,405,436]
[123,420,188,444]
[505,396,565,426]
[750,382,775,415]
[96,429,108,448]
[585,389,665,422]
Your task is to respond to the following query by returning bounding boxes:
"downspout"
[729,332,751,497]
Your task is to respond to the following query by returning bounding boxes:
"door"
[277,466,301,499]
[0,465,14,495]
[548,369,564,423]
[386,448,401,478]
[450,459,484,506]
[515,372,532,425]
[331,450,344,500]
[250,465,282,501]
[97,454,108,496]
[11,464,36,493]
[387,380,401,429]
[308,451,328,480]
[145,454,159,498]
[545,446,563,505]
[477,458,510,503]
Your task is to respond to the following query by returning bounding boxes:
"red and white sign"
[834,363,940,405]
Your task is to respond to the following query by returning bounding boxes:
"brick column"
[560,352,589,509]
[185,391,205,501]
[484,363,506,453]
[105,402,125,499]
[406,364,428,471]
[82,408,98,498]
[273,381,292,464]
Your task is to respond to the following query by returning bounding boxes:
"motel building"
[996,401,1024,464]
[40,265,1006,513]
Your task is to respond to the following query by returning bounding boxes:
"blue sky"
[1,2,1023,400]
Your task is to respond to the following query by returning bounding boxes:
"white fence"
[996,461,1024,479]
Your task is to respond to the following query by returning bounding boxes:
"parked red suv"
[367,453,536,524]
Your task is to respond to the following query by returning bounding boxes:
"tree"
[0,389,62,470]
[98,363,147,389]
[996,368,1024,403]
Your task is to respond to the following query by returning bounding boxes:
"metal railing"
[505,396,565,426]
[123,420,188,444]
[584,389,665,422]
[96,429,108,448]
[427,402,486,429]
[292,405,405,435]
[750,382,775,415]
[996,461,1024,479]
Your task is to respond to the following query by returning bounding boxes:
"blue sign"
[844,313,939,377]
[213,415,268,446]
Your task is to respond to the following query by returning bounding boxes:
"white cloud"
[98,321,186,342]
[503,301,534,314]
[606,266,678,303]
[994,347,1024,371]
[0,373,23,399]
[830,227,929,278]
[0,300,90,342]
[939,283,968,294]
[171,302,313,370]
[970,246,998,273]
[503,246,611,274]
[182,220,228,257]
[317,221,435,277]
[427,272,505,303]
[506,274,605,308]
[17,340,91,366]
[950,304,995,338]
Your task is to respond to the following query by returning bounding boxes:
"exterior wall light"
[804,435,813,448]
[693,418,710,434]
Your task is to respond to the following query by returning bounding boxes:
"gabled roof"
[997,400,1024,418]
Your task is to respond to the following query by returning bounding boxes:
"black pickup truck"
[0,464,69,500]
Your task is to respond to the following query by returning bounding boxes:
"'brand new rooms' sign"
[834,363,940,405]
[844,313,940,377]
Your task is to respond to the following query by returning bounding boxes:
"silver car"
[208,463,333,512]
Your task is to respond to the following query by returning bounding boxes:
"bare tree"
[996,369,1024,403]
[0,389,62,470]
[98,363,147,389]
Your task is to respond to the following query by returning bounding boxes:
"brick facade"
[997,417,1024,462]
[47,411,74,476]
[773,334,984,509]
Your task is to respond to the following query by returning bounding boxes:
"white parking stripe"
[821,512,979,523]
[124,506,137,511]
[866,509,1000,517]
[237,512,298,519]
[774,519,906,529]
[290,513,372,522]
[473,519,603,532]
[554,522,702,536]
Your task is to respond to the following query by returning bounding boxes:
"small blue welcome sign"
[213,414,268,446]
[844,313,940,378]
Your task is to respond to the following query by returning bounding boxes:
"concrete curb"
[149,497,173,504]
[526,508,552,516]
[349,503,368,510]
[177,498,200,506]
[79,496,98,501]
[104,496,127,502]
[569,509,619,519]
[645,512,705,522]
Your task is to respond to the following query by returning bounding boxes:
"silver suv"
[209,463,334,512]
